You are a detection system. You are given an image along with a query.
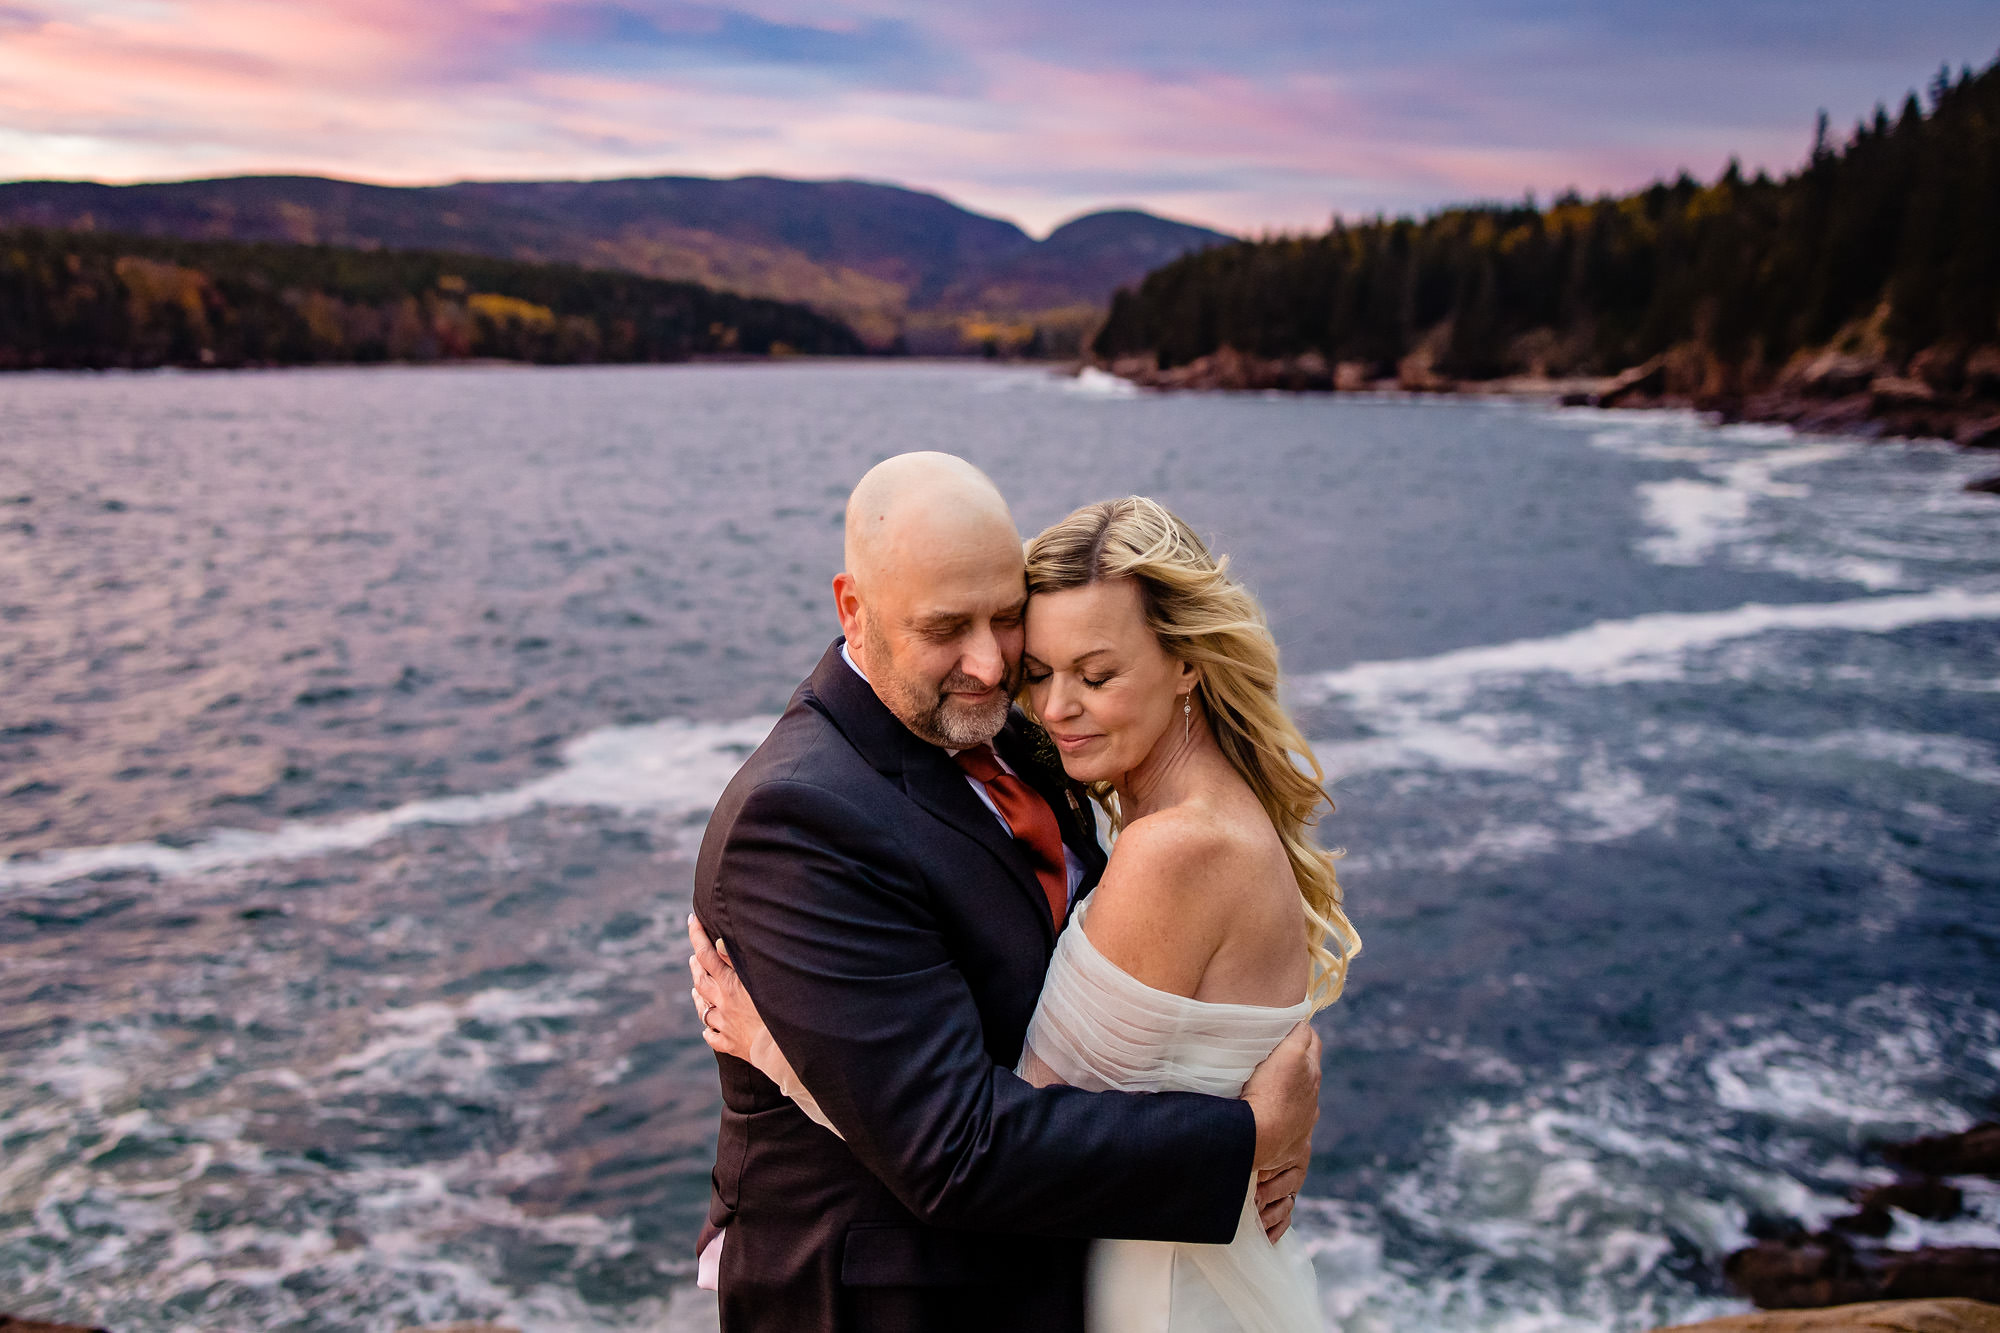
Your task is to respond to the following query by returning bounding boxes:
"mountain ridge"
[0,173,1232,352]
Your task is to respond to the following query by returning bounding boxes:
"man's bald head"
[833,452,1028,748]
[844,451,1018,590]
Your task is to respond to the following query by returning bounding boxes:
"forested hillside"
[1094,55,2000,414]
[0,175,1228,353]
[0,229,865,370]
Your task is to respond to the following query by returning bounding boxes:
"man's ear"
[832,572,863,643]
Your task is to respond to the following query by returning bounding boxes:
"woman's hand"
[687,913,790,1084]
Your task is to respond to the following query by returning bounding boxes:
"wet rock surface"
[1886,1126,2000,1177]
[1724,1126,2000,1312]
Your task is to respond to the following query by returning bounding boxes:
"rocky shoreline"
[1094,348,2000,492]
[1714,1124,2000,1314]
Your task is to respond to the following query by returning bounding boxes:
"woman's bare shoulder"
[1082,803,1272,998]
[1115,801,1250,873]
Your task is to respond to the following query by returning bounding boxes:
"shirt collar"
[839,639,868,683]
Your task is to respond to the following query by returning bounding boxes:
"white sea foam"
[1285,986,2000,1333]
[1306,587,2000,874]
[1568,410,1960,585]
[1064,366,1141,397]
[1314,714,1564,778]
[1715,422,1803,445]
[1554,756,1677,842]
[1706,1034,1968,1135]
[13,587,1997,893]
[1636,475,1756,565]
[1887,1178,2000,1251]
[1631,443,1857,568]
[2,967,678,1330]
[0,716,777,892]
[1720,727,2000,786]
[1574,409,2000,589]
[0,950,699,1326]
[1294,587,2000,708]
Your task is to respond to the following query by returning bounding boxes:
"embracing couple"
[686,451,1361,1332]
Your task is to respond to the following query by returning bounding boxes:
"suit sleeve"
[702,777,1256,1243]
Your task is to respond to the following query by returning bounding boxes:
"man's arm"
[703,777,1257,1243]
[691,913,1317,1241]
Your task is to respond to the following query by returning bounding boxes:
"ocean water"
[2,362,1996,1332]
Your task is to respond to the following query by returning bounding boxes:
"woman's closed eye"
[1022,667,1111,687]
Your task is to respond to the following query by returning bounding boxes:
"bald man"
[689,454,1320,1333]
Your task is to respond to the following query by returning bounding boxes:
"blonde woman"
[695,496,1359,1332]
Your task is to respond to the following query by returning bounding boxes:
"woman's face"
[1022,577,1193,785]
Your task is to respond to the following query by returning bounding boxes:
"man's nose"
[961,625,1004,687]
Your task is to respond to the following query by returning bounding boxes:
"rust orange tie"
[953,743,1069,927]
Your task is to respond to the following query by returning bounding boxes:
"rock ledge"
[1653,1297,2000,1332]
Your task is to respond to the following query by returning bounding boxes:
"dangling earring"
[1182,691,1192,744]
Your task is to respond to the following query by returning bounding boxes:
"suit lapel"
[901,747,1056,942]
[804,640,1059,946]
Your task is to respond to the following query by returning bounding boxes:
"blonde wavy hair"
[1023,496,1360,1010]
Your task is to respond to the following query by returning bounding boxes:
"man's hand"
[1241,1019,1321,1243]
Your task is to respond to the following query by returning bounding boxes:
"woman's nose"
[1043,674,1081,719]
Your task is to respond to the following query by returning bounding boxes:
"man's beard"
[864,620,1017,748]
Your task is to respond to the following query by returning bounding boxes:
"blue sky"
[0,0,1994,233]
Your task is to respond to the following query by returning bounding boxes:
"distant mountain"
[0,175,1232,352]
[941,210,1241,313]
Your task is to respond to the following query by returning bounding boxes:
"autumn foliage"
[0,231,866,369]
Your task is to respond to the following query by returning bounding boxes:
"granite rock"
[1652,1298,2000,1332]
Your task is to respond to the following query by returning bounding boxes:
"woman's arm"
[688,914,841,1135]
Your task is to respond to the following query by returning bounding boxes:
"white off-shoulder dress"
[1017,894,1323,1333]
[763,892,1323,1331]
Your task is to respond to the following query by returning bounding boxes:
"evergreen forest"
[1093,54,2000,398]
[0,230,865,370]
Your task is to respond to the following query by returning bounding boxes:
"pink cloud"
[0,1,1985,233]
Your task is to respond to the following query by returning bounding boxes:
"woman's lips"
[1049,731,1100,751]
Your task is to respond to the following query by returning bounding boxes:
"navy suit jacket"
[693,639,1256,1333]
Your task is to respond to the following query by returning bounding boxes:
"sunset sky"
[2,0,1995,235]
